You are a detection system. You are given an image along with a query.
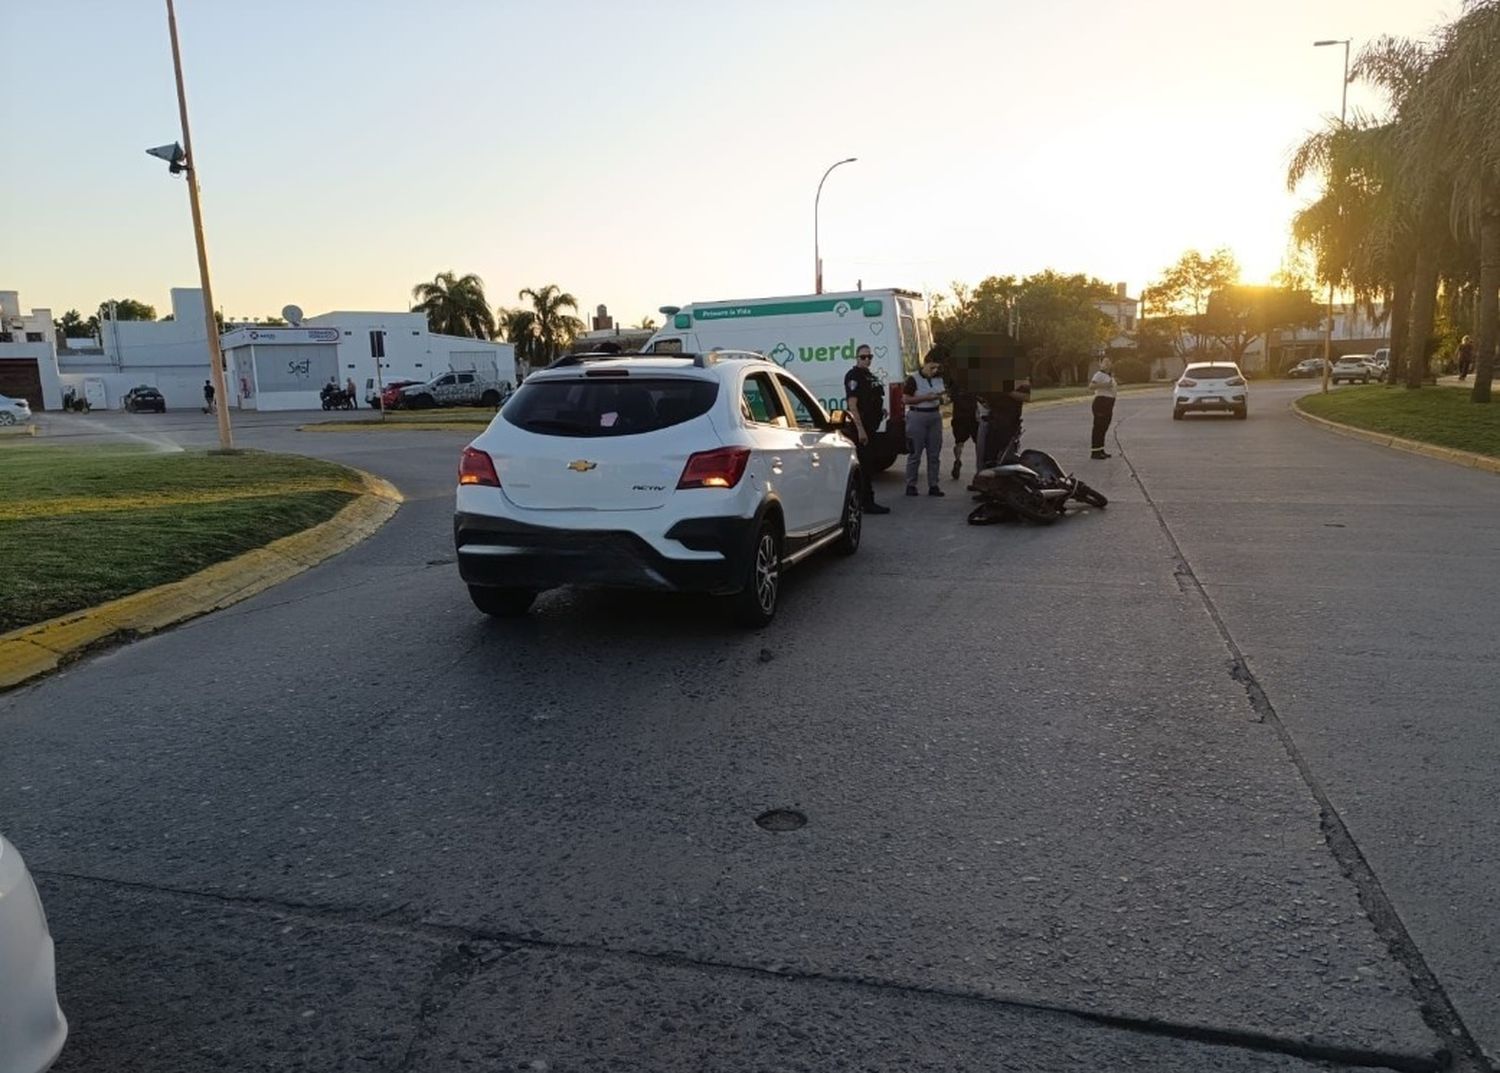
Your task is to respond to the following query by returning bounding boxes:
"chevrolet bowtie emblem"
[567,460,597,472]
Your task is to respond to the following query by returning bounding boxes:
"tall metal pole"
[1315,38,1351,395]
[167,0,233,449]
[814,157,857,294]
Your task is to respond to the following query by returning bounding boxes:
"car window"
[741,373,789,427]
[1185,365,1240,379]
[457,373,475,384]
[647,337,684,354]
[502,377,718,438]
[774,374,826,430]
[436,374,456,386]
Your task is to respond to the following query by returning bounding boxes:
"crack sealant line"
[36,868,1441,1072]
[1109,413,1493,1073]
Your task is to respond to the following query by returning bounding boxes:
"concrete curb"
[0,470,404,693]
[1291,399,1500,475]
[299,421,484,433]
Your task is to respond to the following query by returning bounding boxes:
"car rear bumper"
[0,838,67,1073]
[454,511,756,595]
[1175,394,1246,411]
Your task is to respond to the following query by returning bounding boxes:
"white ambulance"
[642,288,934,469]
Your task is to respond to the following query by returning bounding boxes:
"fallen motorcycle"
[967,436,1107,525]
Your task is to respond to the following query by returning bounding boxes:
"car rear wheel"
[467,585,537,618]
[413,393,436,410]
[1172,407,1184,421]
[730,519,781,627]
[0,413,14,425]
[833,475,862,556]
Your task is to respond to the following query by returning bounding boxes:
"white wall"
[305,311,516,395]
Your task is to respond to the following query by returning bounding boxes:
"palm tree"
[517,285,584,368]
[498,307,539,374]
[411,271,496,340]
[635,316,659,331]
[1403,1,1500,401]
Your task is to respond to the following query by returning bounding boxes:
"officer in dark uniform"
[843,344,891,514]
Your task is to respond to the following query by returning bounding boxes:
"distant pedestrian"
[1089,357,1118,460]
[1458,336,1475,380]
[202,379,215,413]
[346,376,358,405]
[903,353,946,496]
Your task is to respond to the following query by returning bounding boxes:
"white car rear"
[1173,362,1249,420]
[454,352,861,625]
[0,835,66,1073]
[1332,354,1375,384]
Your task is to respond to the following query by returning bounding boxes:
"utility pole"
[1314,38,1351,395]
[166,0,233,449]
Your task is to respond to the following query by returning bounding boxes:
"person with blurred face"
[902,352,946,496]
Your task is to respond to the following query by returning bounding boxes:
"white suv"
[455,351,861,625]
[1173,361,1249,420]
[1332,354,1375,384]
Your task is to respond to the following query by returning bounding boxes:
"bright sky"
[1,0,1455,327]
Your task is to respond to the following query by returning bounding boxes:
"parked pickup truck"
[399,370,512,409]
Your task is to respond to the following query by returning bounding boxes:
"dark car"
[1287,359,1329,379]
[123,386,166,413]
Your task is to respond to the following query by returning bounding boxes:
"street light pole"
[814,157,857,294]
[1314,38,1351,396]
[166,0,233,450]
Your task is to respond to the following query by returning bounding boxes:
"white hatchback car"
[1332,354,1377,384]
[455,351,861,625]
[0,393,34,426]
[1173,361,1249,420]
[0,835,66,1073]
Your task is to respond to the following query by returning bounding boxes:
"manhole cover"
[755,809,807,832]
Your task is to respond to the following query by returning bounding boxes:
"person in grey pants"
[903,357,946,496]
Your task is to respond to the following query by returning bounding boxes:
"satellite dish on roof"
[282,305,304,326]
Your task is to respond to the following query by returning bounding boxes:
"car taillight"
[888,383,905,423]
[459,446,500,487]
[678,446,750,489]
[1227,377,1246,386]
[1178,378,1197,387]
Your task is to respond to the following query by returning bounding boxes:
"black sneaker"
[951,460,961,480]
[1091,450,1112,460]
[864,501,891,515]
[928,486,945,497]
[906,485,919,497]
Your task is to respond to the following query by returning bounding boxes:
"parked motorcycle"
[967,434,1107,525]
[61,388,91,413]
[320,384,356,411]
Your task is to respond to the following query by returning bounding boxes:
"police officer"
[843,344,891,514]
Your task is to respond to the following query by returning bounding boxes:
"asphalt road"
[2,385,1496,1072]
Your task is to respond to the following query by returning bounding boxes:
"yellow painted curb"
[1291,400,1500,475]
[0,470,403,692]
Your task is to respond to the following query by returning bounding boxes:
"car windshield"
[1185,365,1239,380]
[502,376,719,437]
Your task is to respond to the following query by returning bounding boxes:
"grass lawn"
[0,446,362,632]
[1297,384,1500,459]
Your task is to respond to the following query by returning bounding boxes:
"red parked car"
[366,379,420,410]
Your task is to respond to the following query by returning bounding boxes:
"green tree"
[1204,285,1325,367]
[410,271,496,340]
[54,309,99,339]
[98,298,157,321]
[1142,249,1239,359]
[1013,271,1116,385]
[516,285,584,370]
[635,316,659,331]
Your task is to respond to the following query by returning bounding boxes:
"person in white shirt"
[903,355,947,496]
[1089,358,1118,460]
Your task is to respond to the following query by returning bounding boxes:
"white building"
[0,291,65,410]
[1094,283,1139,351]
[2,286,516,412]
[223,310,515,411]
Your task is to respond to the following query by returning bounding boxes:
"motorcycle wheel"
[1001,486,1058,525]
[1072,481,1108,509]
[967,501,1008,526]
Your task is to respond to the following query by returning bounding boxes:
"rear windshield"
[1185,365,1240,379]
[502,377,718,437]
[1336,356,1371,364]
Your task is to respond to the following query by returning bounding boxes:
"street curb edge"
[1291,400,1500,475]
[0,470,404,693]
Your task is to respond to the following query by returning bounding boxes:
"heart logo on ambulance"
[833,301,853,318]
[869,322,884,335]
[768,343,796,368]
[874,345,888,359]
